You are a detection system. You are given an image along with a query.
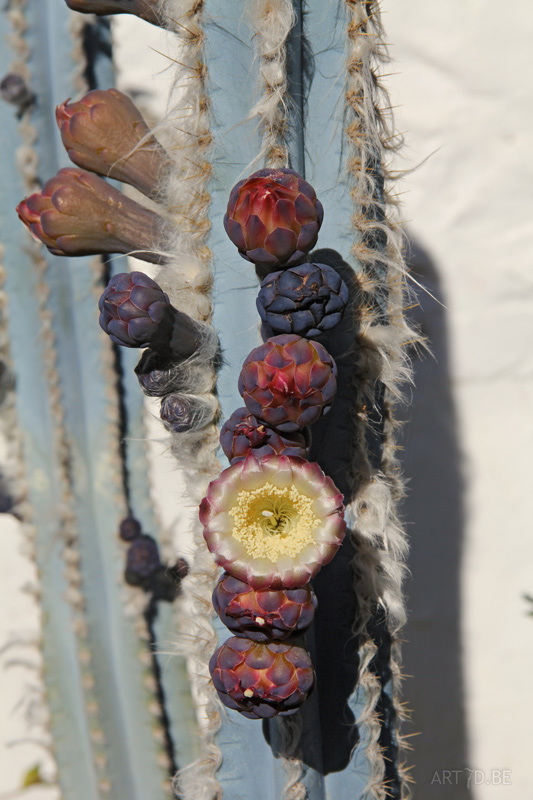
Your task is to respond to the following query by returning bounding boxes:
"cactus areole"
[199,455,345,590]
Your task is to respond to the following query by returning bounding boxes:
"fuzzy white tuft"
[145,3,224,798]
[245,0,296,169]
[343,2,422,797]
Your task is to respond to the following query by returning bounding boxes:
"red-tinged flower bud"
[213,573,317,642]
[220,407,310,464]
[56,90,168,199]
[16,168,163,263]
[224,168,323,275]
[210,637,314,719]
[238,334,337,432]
[65,0,161,25]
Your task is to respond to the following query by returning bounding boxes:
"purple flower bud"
[119,516,142,542]
[257,262,349,338]
[99,271,200,358]
[125,534,160,585]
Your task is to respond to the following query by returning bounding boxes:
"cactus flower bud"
[119,516,142,542]
[65,0,162,25]
[160,393,217,433]
[200,454,345,590]
[124,534,160,586]
[56,90,168,199]
[257,262,349,338]
[213,572,317,642]
[17,168,164,263]
[224,168,323,275]
[220,407,310,464]
[98,271,200,359]
[238,334,337,432]
[210,637,314,719]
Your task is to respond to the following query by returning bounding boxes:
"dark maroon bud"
[149,566,179,602]
[257,262,349,338]
[219,407,310,464]
[99,271,199,359]
[119,516,142,541]
[135,349,180,397]
[0,73,33,107]
[169,557,189,580]
[160,393,216,433]
[124,534,160,586]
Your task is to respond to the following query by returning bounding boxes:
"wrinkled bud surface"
[213,572,317,642]
[238,334,337,432]
[220,407,310,464]
[17,168,163,263]
[56,90,167,199]
[257,263,349,338]
[160,393,216,433]
[99,271,172,348]
[200,454,345,589]
[125,534,160,586]
[134,350,179,396]
[224,168,323,273]
[99,271,200,357]
[65,0,161,25]
[119,516,142,542]
[210,637,314,719]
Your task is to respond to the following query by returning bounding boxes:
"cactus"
[0,1,420,799]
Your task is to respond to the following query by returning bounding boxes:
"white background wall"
[1,2,532,797]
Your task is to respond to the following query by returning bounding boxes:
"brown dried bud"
[56,90,168,199]
[17,168,164,263]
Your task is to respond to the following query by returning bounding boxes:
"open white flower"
[200,455,345,589]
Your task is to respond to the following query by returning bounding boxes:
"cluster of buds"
[118,516,189,603]
[200,169,349,719]
[15,85,349,720]
[17,88,169,263]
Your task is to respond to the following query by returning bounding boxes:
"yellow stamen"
[229,483,320,561]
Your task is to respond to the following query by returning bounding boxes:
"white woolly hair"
[245,0,295,169]
[342,2,421,797]
[121,3,227,799]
